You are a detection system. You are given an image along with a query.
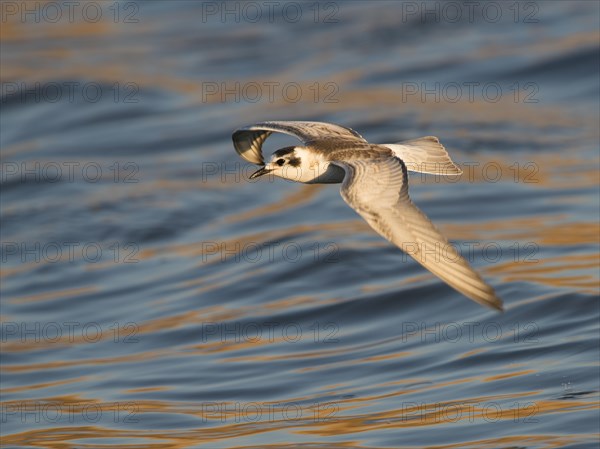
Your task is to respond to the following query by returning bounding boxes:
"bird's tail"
[383,136,463,176]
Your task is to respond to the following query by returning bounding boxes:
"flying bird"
[232,121,503,311]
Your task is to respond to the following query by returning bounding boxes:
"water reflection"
[2,1,599,448]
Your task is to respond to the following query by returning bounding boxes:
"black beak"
[249,166,272,179]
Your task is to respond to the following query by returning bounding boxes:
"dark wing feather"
[232,121,366,165]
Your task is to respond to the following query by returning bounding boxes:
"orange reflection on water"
[486,253,600,295]
[3,388,597,449]
[7,286,98,304]
[1,348,174,373]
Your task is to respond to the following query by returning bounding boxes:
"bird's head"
[249,146,304,181]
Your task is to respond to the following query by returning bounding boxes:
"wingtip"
[447,165,463,176]
[491,302,505,313]
[485,296,504,313]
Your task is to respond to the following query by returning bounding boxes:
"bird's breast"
[304,162,345,184]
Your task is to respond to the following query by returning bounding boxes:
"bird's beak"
[249,166,272,179]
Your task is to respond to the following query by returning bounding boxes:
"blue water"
[1,1,599,448]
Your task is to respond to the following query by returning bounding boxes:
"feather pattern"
[332,154,502,310]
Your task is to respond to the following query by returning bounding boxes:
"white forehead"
[288,146,315,160]
[293,146,325,164]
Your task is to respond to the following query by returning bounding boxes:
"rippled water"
[1,1,599,448]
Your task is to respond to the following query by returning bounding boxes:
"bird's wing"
[332,152,503,311]
[232,121,366,165]
[382,136,463,175]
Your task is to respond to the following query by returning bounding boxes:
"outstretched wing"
[232,121,366,165]
[332,153,503,311]
[383,136,463,175]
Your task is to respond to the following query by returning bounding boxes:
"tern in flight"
[233,121,503,311]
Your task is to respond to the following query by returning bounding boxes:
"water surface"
[1,1,599,448]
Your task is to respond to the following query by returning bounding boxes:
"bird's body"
[232,121,503,311]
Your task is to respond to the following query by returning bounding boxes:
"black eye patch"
[273,146,295,157]
[276,159,285,166]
